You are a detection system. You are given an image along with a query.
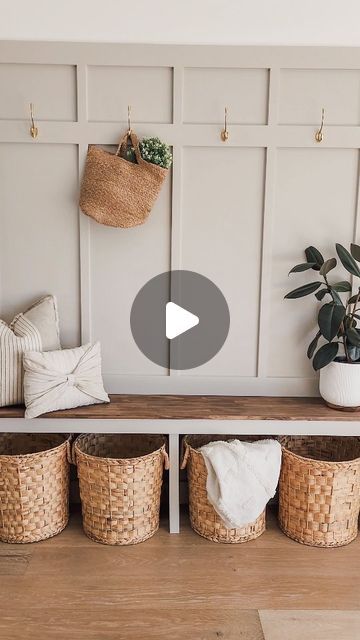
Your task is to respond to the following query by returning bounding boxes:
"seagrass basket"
[279,436,360,547]
[74,434,169,545]
[0,433,71,543]
[181,435,267,543]
[79,131,168,228]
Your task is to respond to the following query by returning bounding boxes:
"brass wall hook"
[29,103,38,139]
[127,105,132,135]
[315,107,325,143]
[221,107,229,142]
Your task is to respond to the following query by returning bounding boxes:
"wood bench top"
[0,395,359,421]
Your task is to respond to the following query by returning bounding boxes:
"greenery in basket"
[285,243,360,370]
[123,137,172,169]
[139,137,172,169]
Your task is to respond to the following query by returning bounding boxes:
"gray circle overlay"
[130,270,230,370]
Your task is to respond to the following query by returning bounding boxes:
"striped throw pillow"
[0,296,60,407]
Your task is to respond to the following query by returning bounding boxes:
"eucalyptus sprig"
[285,243,360,370]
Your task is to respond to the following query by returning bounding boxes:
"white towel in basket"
[200,439,282,529]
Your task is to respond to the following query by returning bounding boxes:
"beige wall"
[1,42,360,395]
[1,1,360,46]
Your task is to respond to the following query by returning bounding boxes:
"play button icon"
[130,270,230,370]
[165,302,199,340]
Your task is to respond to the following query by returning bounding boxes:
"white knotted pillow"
[23,342,109,419]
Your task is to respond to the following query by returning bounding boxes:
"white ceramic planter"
[319,360,360,410]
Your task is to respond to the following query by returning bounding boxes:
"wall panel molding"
[1,42,360,395]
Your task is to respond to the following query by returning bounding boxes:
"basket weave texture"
[74,434,168,545]
[79,131,168,228]
[0,434,70,543]
[279,436,360,547]
[181,435,267,543]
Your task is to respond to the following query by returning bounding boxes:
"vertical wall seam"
[257,66,280,378]
[77,63,92,343]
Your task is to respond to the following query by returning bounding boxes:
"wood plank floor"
[0,508,359,639]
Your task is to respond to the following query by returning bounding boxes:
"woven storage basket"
[79,131,168,228]
[0,433,71,544]
[279,436,360,547]
[74,434,169,545]
[181,435,268,543]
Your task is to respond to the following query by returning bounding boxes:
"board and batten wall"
[0,42,360,396]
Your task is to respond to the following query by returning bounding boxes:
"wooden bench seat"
[1,394,359,420]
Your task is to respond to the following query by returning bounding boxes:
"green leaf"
[305,246,324,271]
[336,243,360,278]
[330,290,343,305]
[348,290,360,304]
[332,281,352,292]
[350,243,360,262]
[318,302,346,341]
[344,315,357,329]
[320,258,337,276]
[289,262,317,274]
[307,332,321,359]
[284,282,321,299]
[315,288,329,301]
[313,342,339,370]
[346,327,360,347]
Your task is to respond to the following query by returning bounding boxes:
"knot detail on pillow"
[66,373,76,386]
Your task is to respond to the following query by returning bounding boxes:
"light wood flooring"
[0,508,359,640]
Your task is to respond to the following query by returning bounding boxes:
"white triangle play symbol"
[166,302,199,340]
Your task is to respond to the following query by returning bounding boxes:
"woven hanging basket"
[79,131,168,228]
[0,433,71,544]
[73,434,169,545]
[181,435,267,544]
[278,436,360,547]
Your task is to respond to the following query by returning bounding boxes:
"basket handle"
[162,448,170,470]
[66,438,77,465]
[115,130,143,165]
[180,443,190,470]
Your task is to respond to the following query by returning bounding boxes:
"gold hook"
[315,107,325,143]
[127,105,132,136]
[29,103,38,139]
[221,107,229,142]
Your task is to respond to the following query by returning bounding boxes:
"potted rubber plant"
[285,243,360,410]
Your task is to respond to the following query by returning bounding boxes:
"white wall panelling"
[1,42,360,395]
[0,63,77,122]
[0,142,81,348]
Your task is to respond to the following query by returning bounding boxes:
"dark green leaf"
[348,291,360,304]
[313,342,339,370]
[289,262,317,274]
[332,281,352,292]
[336,243,360,277]
[315,288,329,301]
[318,302,346,341]
[307,332,321,359]
[346,327,360,347]
[284,282,321,299]
[350,243,360,262]
[330,289,343,305]
[344,315,357,329]
[320,258,337,276]
[305,246,324,271]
